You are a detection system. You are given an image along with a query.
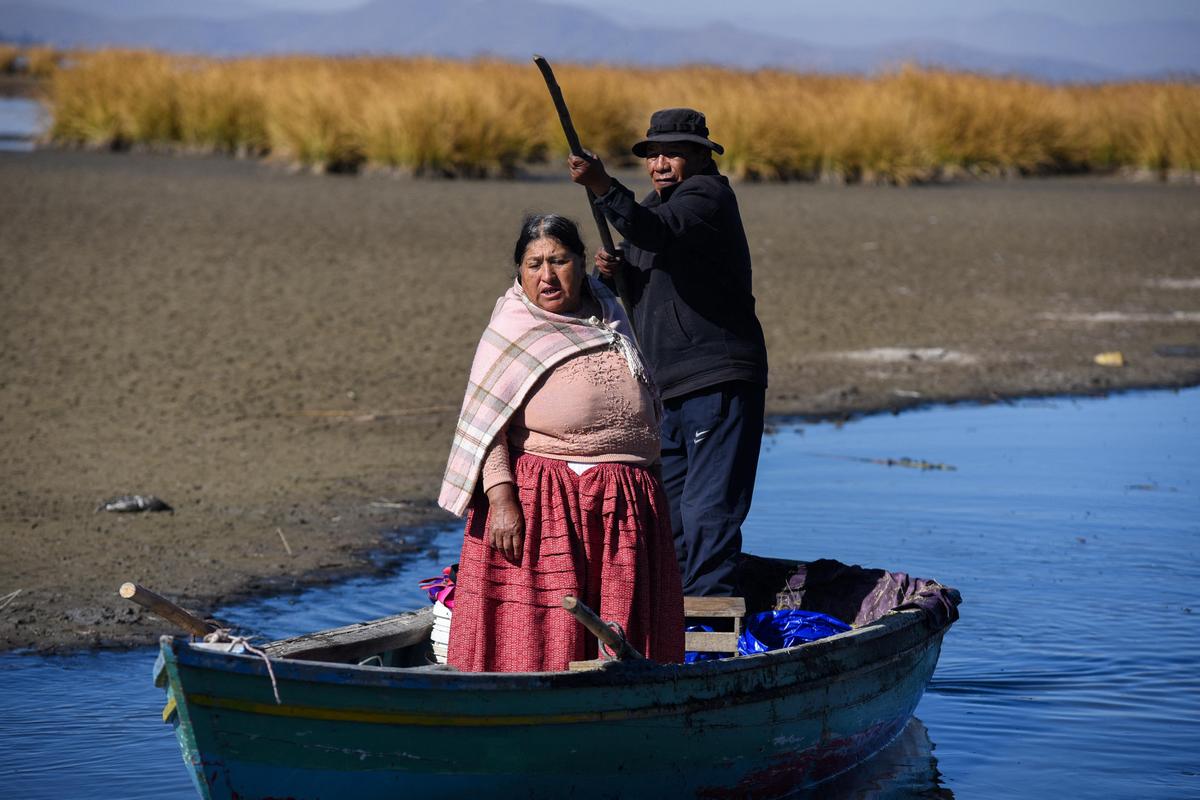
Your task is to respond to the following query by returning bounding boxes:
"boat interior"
[250,556,958,671]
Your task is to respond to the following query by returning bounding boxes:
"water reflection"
[0,97,42,152]
[801,718,952,800]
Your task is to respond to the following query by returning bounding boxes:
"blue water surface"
[1,388,1197,799]
[746,389,1200,799]
[0,97,42,151]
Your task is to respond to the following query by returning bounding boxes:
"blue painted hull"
[157,604,950,799]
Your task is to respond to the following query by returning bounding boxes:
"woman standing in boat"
[439,214,684,672]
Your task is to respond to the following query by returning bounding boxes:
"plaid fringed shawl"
[438,277,641,517]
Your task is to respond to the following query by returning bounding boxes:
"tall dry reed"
[43,50,1200,180]
[1,45,63,77]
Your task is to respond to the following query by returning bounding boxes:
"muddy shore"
[1,149,1197,653]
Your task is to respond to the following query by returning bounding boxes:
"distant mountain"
[863,38,1118,82]
[16,0,266,21]
[0,0,832,64]
[736,11,1200,78]
[0,0,1171,81]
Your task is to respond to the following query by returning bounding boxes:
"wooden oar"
[561,595,644,660]
[119,582,214,637]
[533,54,638,340]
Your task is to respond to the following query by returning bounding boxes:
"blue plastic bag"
[737,610,850,655]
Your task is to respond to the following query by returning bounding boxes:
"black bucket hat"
[631,107,724,157]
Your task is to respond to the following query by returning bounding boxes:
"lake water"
[0,97,43,151]
[1,388,1197,799]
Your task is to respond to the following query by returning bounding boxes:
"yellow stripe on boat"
[162,696,178,723]
[187,693,679,726]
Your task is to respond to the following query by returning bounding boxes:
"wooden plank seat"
[684,596,746,655]
[261,607,434,664]
[568,596,747,669]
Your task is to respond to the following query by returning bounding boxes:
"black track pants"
[659,380,765,597]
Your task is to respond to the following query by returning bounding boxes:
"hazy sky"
[245,0,1200,23]
[64,0,1200,24]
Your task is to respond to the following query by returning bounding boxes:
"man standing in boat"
[568,108,768,598]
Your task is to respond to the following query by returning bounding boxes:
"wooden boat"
[154,555,960,799]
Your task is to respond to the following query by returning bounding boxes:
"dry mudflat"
[1,150,1197,652]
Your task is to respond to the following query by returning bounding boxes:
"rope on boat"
[116,581,282,703]
[206,629,282,704]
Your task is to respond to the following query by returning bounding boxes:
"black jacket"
[594,165,768,400]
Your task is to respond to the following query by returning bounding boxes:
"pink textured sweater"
[480,346,660,492]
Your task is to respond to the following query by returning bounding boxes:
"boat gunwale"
[165,605,943,695]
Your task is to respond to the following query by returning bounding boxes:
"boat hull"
[158,608,947,799]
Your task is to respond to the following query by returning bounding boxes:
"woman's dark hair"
[512,213,586,271]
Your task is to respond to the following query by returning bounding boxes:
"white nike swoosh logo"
[694,428,712,444]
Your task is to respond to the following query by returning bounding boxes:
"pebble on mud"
[95,495,174,513]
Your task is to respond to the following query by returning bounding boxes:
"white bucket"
[431,600,452,662]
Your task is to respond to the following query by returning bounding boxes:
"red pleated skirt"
[447,452,684,672]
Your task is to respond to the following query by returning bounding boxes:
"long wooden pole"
[533,55,637,338]
[119,582,213,637]
[561,594,644,660]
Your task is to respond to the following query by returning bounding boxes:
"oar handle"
[532,55,622,261]
[561,595,644,660]
[533,54,586,158]
[119,582,213,637]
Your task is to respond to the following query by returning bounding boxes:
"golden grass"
[1,45,64,77]
[42,49,1200,180]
